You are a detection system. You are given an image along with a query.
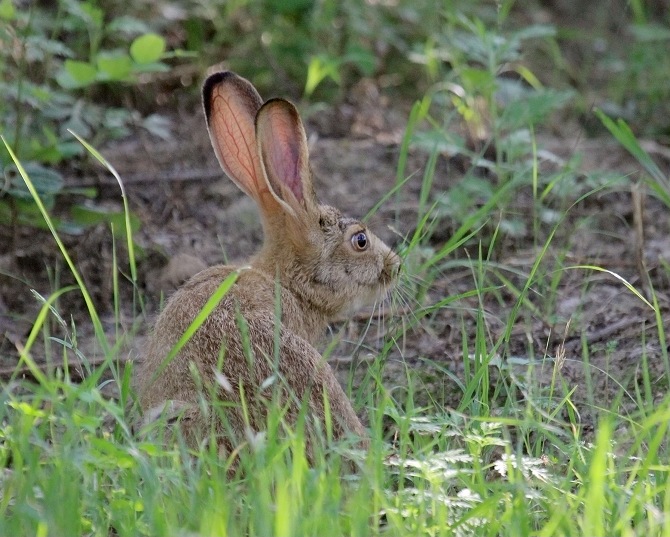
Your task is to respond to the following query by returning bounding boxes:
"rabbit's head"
[203,71,400,318]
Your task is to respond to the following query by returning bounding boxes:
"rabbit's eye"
[351,231,368,251]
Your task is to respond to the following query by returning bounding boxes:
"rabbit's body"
[134,71,400,458]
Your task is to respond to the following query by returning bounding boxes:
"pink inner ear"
[266,130,303,202]
[257,101,311,206]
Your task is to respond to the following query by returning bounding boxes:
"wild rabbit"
[134,71,401,460]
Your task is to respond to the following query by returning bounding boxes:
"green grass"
[3,357,670,536]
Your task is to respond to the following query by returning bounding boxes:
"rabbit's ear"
[255,98,318,216]
[203,72,282,212]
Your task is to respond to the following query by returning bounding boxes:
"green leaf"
[460,67,496,94]
[142,114,173,141]
[510,24,556,43]
[107,16,151,36]
[595,109,670,208]
[96,52,133,81]
[595,109,667,185]
[0,198,58,229]
[71,204,141,236]
[55,141,85,161]
[501,89,574,130]
[130,33,166,64]
[4,162,64,200]
[62,60,98,87]
[80,3,104,30]
[304,55,341,97]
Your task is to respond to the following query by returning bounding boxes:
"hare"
[133,71,400,460]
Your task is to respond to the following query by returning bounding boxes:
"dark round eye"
[351,231,368,251]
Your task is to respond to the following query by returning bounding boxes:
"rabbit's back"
[133,265,341,447]
[138,266,289,393]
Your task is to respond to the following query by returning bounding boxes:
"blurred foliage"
[0,0,184,234]
[178,0,442,96]
[0,0,181,167]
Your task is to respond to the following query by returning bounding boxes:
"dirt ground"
[1,76,669,430]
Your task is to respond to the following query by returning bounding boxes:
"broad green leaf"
[4,162,64,199]
[510,23,556,43]
[501,89,574,130]
[108,16,151,35]
[80,3,104,29]
[63,60,97,87]
[142,114,173,140]
[460,67,496,94]
[0,198,57,228]
[130,33,166,64]
[96,52,133,81]
[71,204,141,236]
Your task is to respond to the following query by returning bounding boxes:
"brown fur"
[133,71,400,460]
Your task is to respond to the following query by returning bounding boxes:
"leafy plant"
[413,15,573,166]
[1,1,176,167]
[406,13,575,259]
[0,0,182,235]
[56,31,168,89]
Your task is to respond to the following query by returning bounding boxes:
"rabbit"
[133,71,401,462]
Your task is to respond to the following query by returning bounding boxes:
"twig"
[563,316,656,351]
[69,169,225,188]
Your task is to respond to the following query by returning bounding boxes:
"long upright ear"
[202,72,281,212]
[255,98,318,217]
